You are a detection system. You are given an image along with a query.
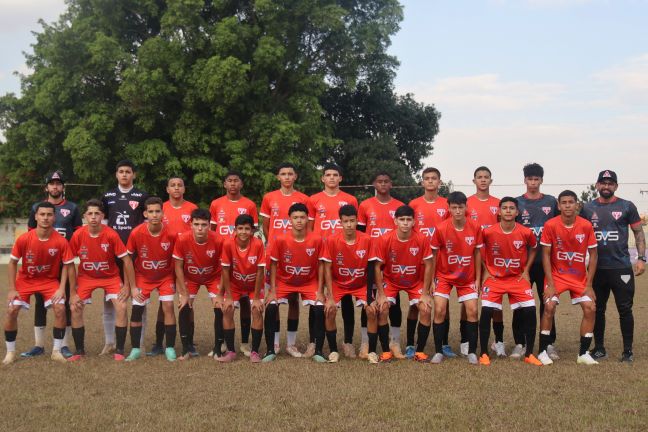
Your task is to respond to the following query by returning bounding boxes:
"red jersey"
[467,195,500,229]
[126,223,176,286]
[269,232,323,290]
[370,230,433,290]
[11,229,74,287]
[308,191,358,239]
[70,226,127,282]
[221,236,266,291]
[260,189,312,242]
[358,197,404,238]
[482,223,537,279]
[209,196,258,238]
[163,200,198,238]
[172,230,223,285]
[540,216,597,288]
[409,195,450,238]
[431,219,484,285]
[321,231,372,289]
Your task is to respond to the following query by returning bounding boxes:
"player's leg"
[21,293,46,358]
[217,296,237,363]
[178,300,193,360]
[484,281,507,359]
[531,262,557,355]
[537,294,557,365]
[61,279,73,359]
[263,302,279,362]
[591,269,610,359]
[69,299,86,361]
[365,303,379,364]
[610,268,635,362]
[389,292,404,358]
[211,298,225,358]
[3,303,23,365]
[510,308,525,359]
[126,302,146,361]
[239,297,252,356]
[102,260,124,355]
[519,305,541,365]
[576,297,597,365]
[325,298,339,362]
[249,297,264,363]
[359,261,376,359]
[147,303,165,356]
[431,293,449,364]
[160,299,177,361]
[306,292,326,363]
[112,296,129,361]
[491,308,505,354]
[50,301,68,363]
[441,302,455,357]
[415,297,432,362]
[284,293,300,357]
[459,302,468,356]
[478,305,494,365]
[463,298,479,365]
[340,294,355,358]
[377,299,391,362]
[404,304,418,359]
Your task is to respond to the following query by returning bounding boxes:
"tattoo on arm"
[632,226,646,256]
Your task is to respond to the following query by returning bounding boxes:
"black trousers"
[593,267,635,351]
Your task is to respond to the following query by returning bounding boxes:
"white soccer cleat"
[51,350,67,363]
[491,341,507,358]
[328,352,340,363]
[577,352,599,365]
[240,343,251,357]
[274,343,281,355]
[99,344,115,356]
[510,344,525,359]
[431,353,444,364]
[367,352,379,364]
[467,353,478,365]
[460,342,469,357]
[358,343,369,359]
[537,350,554,365]
[342,343,356,359]
[2,351,17,365]
[303,343,316,358]
[286,345,303,358]
[546,344,560,360]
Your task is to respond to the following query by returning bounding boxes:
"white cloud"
[0,0,66,33]
[593,53,648,106]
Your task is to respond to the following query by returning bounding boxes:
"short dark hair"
[322,162,342,176]
[371,171,392,183]
[473,166,492,178]
[224,170,243,182]
[167,176,185,185]
[276,162,297,175]
[499,196,518,208]
[85,198,105,214]
[422,167,441,178]
[338,204,358,218]
[558,190,578,202]
[144,196,163,210]
[116,159,135,171]
[235,214,255,228]
[288,203,308,216]
[394,205,414,218]
[191,208,211,222]
[35,201,55,212]
[523,163,544,179]
[447,191,468,205]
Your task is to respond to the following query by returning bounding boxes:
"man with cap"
[582,170,645,362]
[22,170,82,359]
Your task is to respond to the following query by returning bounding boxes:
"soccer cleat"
[328,352,340,363]
[479,353,491,366]
[312,354,328,363]
[250,351,262,363]
[546,344,560,360]
[524,354,543,366]
[125,348,142,362]
[60,346,74,359]
[367,352,379,364]
[342,343,356,359]
[358,343,369,359]
[441,345,457,358]
[537,350,553,365]
[67,354,85,362]
[274,343,281,355]
[2,352,17,365]
[390,342,406,359]
[51,350,67,363]
[179,352,191,361]
[510,344,525,359]
[467,353,478,365]
[20,346,45,358]
[590,347,608,361]
[261,352,276,363]
[146,344,164,357]
[620,351,634,363]
[379,352,393,363]
[99,344,115,356]
[240,343,251,357]
[303,342,316,358]
[404,345,416,359]
[113,353,125,361]
[286,345,303,358]
[577,352,599,365]
[215,350,237,363]
[188,345,199,357]
[165,347,177,362]
[460,342,469,357]
[491,341,507,358]
[431,353,444,364]
[415,352,431,363]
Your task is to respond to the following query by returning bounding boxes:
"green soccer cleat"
[125,348,142,362]
[165,347,177,362]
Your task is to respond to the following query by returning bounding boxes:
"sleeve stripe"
[221,263,231,267]
[319,258,332,262]
[259,212,270,218]
[172,254,183,260]
[127,249,135,254]
[270,257,278,261]
[540,242,551,247]
[369,256,384,262]
[9,255,20,261]
[588,244,598,249]
[63,259,75,264]
[258,263,266,267]
[423,253,434,260]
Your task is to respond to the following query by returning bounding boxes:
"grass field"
[1,265,647,431]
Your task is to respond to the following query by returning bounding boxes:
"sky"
[0,0,647,210]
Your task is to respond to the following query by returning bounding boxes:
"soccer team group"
[3,160,645,366]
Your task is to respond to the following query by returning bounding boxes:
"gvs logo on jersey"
[556,251,585,264]
[370,228,392,237]
[493,258,521,269]
[321,220,341,230]
[26,265,51,275]
[273,219,291,230]
[285,266,311,275]
[391,265,417,275]
[339,268,365,278]
[187,266,213,275]
[82,262,110,272]
[142,260,169,270]
[219,225,235,236]
[448,255,471,266]
[595,230,619,244]
[233,271,256,283]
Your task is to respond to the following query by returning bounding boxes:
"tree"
[580,184,598,203]
[0,0,439,216]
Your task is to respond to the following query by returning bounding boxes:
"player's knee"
[365,304,377,318]
[325,307,336,320]
[52,303,65,318]
[583,301,596,317]
[7,306,20,319]
[543,301,556,317]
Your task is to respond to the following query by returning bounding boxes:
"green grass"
[1,265,647,431]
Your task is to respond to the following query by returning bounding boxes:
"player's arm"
[541,245,555,301]
[374,259,386,306]
[316,260,325,304]
[174,258,189,308]
[421,256,435,307]
[252,265,265,312]
[52,264,69,304]
[262,217,270,241]
[266,260,277,304]
[67,262,81,309]
[323,261,335,312]
[473,248,482,291]
[585,247,598,300]
[7,258,19,303]
[520,246,537,282]
[220,265,231,298]
[119,255,134,301]
[631,224,646,276]
[125,251,144,303]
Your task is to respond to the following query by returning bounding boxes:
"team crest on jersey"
[389,210,396,218]
[356,249,366,258]
[79,246,89,260]
[25,250,35,263]
[339,201,348,207]
[161,242,170,251]
[129,201,139,210]
[101,243,109,252]
[465,237,475,246]
[206,250,215,258]
[542,207,551,215]
[470,210,478,220]
[237,208,247,215]
[611,211,622,220]
[437,208,447,217]
[513,240,524,250]
[60,209,70,217]
[575,234,585,243]
[409,247,419,256]
[490,207,498,215]
[522,210,529,216]
[181,214,191,223]
[48,248,58,256]
[248,256,258,264]
[336,252,344,265]
[306,248,315,256]
[284,250,292,263]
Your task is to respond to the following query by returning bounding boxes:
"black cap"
[597,170,617,183]
[45,170,65,184]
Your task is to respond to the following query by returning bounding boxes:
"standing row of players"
[3,161,645,365]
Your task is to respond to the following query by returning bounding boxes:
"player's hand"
[420,292,433,308]
[375,292,387,308]
[474,278,482,293]
[543,283,555,303]
[252,298,264,313]
[212,293,223,309]
[264,290,276,305]
[634,260,645,277]
[131,287,145,304]
[51,288,66,305]
[222,295,234,312]
[585,285,596,302]
[69,294,83,311]
[177,293,189,309]
[6,289,19,306]
[325,297,336,314]
[118,285,130,302]
[316,291,326,306]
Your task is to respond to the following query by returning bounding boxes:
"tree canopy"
[0,0,439,216]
